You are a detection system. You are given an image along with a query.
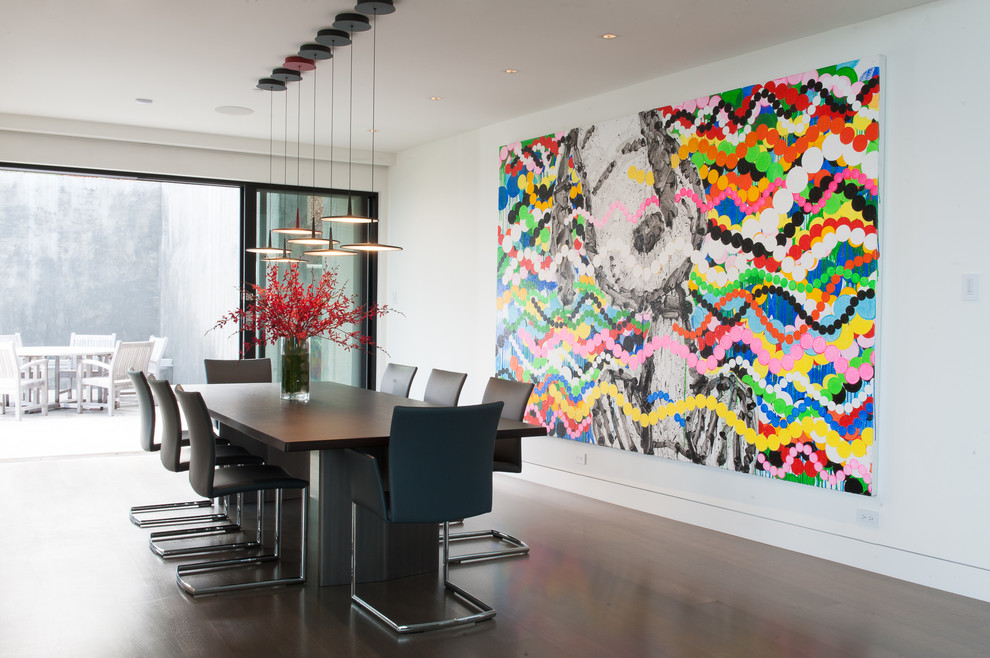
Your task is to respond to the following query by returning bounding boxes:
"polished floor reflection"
[3,451,990,657]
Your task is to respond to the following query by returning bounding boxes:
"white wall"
[385,0,990,602]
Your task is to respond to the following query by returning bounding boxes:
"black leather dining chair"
[422,368,467,406]
[174,386,309,596]
[204,358,272,384]
[204,356,306,489]
[146,379,265,559]
[379,362,417,397]
[448,377,536,564]
[346,401,504,633]
[127,369,214,528]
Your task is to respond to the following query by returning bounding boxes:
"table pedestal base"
[317,449,437,586]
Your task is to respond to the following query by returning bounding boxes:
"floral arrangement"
[214,264,388,352]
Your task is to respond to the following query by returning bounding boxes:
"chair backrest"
[0,342,20,382]
[127,369,157,453]
[149,378,186,474]
[0,333,22,349]
[70,333,117,348]
[174,386,218,499]
[148,336,168,376]
[482,377,536,472]
[387,402,504,524]
[204,358,272,384]
[111,341,154,379]
[423,369,467,406]
[482,377,535,422]
[380,363,417,397]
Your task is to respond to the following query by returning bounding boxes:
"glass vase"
[280,336,310,401]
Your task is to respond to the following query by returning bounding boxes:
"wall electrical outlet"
[856,508,879,527]
[962,274,979,302]
[575,452,587,466]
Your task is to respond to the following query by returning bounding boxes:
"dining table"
[18,345,116,407]
[185,380,547,587]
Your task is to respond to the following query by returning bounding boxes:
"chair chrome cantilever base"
[176,487,308,596]
[129,499,223,528]
[149,493,259,558]
[150,524,257,558]
[446,528,529,565]
[351,511,496,634]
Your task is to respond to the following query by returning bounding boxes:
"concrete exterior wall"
[0,170,161,345]
[160,183,240,384]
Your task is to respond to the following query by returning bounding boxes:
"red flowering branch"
[214,265,390,353]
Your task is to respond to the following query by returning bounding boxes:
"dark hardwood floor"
[2,452,989,657]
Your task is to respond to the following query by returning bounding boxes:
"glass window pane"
[0,169,240,384]
[256,189,368,387]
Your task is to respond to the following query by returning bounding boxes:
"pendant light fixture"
[343,0,402,252]
[325,12,373,225]
[266,66,306,264]
[272,75,311,238]
[248,88,288,256]
[316,27,351,227]
[288,66,332,251]
[309,33,357,258]
[262,244,305,264]
[251,5,402,258]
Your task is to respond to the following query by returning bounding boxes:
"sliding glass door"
[252,188,375,388]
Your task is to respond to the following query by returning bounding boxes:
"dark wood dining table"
[185,380,547,586]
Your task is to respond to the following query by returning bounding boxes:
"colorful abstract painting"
[496,57,881,496]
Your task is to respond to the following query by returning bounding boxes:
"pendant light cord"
[347,34,354,206]
[330,54,335,192]
[311,69,319,235]
[370,11,377,194]
[296,78,301,188]
[312,67,317,189]
[283,90,288,187]
[269,92,274,188]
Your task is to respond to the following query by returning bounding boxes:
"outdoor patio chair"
[76,340,152,416]
[0,342,48,420]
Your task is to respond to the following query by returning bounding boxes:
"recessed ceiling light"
[430,96,442,101]
[504,69,518,74]
[369,128,379,133]
[135,98,153,104]
[601,33,618,39]
[215,106,254,116]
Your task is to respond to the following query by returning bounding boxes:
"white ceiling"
[0,0,933,155]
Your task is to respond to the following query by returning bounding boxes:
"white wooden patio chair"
[76,340,152,416]
[147,335,168,379]
[60,332,117,401]
[0,342,48,420]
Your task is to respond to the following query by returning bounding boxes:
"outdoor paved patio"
[0,403,141,461]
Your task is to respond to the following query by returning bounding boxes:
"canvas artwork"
[496,57,881,496]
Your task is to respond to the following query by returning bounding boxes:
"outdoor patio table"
[18,345,116,407]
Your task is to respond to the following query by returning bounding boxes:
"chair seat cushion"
[216,444,265,466]
[212,465,308,497]
[178,444,264,470]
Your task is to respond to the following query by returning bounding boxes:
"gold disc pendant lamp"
[250,77,298,259]
[309,29,357,258]
[289,65,332,254]
[250,3,401,260]
[262,66,305,263]
[343,0,402,252]
[326,11,373,225]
